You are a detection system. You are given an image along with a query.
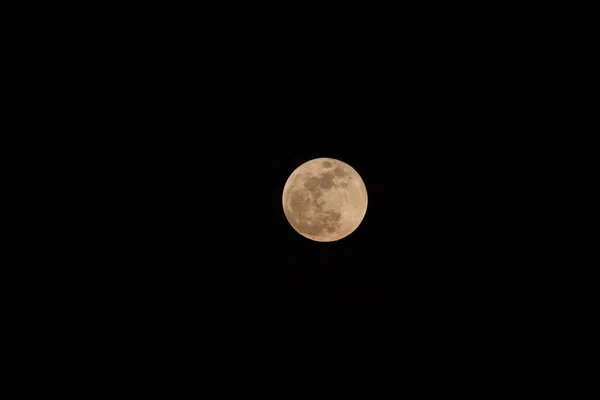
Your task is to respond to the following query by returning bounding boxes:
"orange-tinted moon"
[282,158,368,242]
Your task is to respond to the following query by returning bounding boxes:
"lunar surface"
[282,158,368,242]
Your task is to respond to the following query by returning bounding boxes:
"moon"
[282,158,368,242]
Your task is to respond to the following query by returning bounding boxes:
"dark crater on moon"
[333,167,346,177]
[303,171,336,193]
[320,172,335,189]
[303,176,321,192]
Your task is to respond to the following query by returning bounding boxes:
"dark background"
[117,115,526,331]
[78,14,548,361]
[15,5,565,388]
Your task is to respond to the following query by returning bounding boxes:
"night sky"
[122,103,525,338]
[58,7,552,382]
[103,26,536,352]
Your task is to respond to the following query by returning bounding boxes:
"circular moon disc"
[282,158,368,242]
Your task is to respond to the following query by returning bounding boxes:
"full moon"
[282,158,368,242]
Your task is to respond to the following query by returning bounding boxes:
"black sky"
[117,63,528,335]
[34,6,563,384]
[96,20,541,351]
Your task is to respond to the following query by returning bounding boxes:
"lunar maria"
[282,157,368,242]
